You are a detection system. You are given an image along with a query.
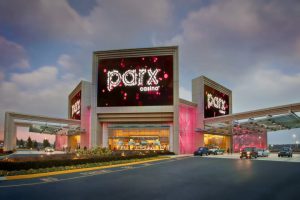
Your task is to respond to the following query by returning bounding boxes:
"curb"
[1,157,172,181]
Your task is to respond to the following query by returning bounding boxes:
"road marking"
[40,177,59,182]
[142,163,152,166]
[80,170,112,176]
[121,166,135,169]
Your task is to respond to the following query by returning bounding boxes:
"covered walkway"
[4,112,84,151]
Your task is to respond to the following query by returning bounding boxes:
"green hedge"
[0,151,174,171]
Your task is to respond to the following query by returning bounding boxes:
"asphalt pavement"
[1,156,300,200]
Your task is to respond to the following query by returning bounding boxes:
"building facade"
[4,46,272,153]
[64,46,267,154]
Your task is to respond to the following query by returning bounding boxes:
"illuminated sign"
[98,55,173,107]
[70,91,81,120]
[204,85,229,118]
[207,93,226,114]
[107,68,160,92]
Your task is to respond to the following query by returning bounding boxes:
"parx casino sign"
[97,55,173,107]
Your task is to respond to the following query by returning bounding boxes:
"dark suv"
[278,147,293,157]
[240,147,258,159]
[194,147,209,156]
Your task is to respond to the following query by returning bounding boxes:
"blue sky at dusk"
[0,0,300,142]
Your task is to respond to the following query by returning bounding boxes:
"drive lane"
[1,157,300,200]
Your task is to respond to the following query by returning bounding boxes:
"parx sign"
[70,91,81,120]
[107,68,160,92]
[204,85,229,118]
[98,55,173,107]
[207,93,227,114]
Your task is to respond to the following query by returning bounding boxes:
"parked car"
[278,147,293,157]
[240,147,258,159]
[44,147,54,153]
[194,147,209,156]
[257,148,270,157]
[208,147,224,155]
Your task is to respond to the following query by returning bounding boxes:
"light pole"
[292,134,296,149]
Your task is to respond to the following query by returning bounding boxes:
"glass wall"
[233,132,267,152]
[108,127,169,151]
[204,134,230,150]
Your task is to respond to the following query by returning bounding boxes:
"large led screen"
[98,55,173,107]
[70,91,81,120]
[204,85,229,118]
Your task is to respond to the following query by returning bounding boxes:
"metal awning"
[234,112,300,132]
[7,112,84,136]
[201,102,300,135]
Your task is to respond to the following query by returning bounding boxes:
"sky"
[0,0,300,142]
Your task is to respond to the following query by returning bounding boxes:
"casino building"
[4,46,300,154]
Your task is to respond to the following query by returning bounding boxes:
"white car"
[208,148,224,155]
[257,149,270,157]
[44,147,54,152]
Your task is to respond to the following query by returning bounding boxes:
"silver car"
[257,148,270,157]
[45,147,54,152]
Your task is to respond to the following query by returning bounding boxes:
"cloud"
[0,36,29,70]
[58,54,75,70]
[0,71,4,81]
[0,0,91,43]
[0,0,173,47]
[233,67,300,112]
[86,0,173,49]
[159,0,300,80]
[0,57,80,140]
[11,66,58,89]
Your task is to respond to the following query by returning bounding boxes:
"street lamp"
[292,134,297,150]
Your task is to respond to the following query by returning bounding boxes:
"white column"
[102,123,108,148]
[4,113,16,151]
[169,124,173,152]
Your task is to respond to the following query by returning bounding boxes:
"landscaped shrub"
[77,147,112,157]
[0,152,164,171]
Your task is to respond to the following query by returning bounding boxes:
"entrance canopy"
[202,103,300,135]
[4,112,84,151]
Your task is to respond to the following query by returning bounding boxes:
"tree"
[19,139,25,148]
[43,139,50,148]
[33,140,38,149]
[26,137,33,149]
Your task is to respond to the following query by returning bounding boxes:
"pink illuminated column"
[80,107,91,149]
[179,103,197,154]
[55,135,68,150]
